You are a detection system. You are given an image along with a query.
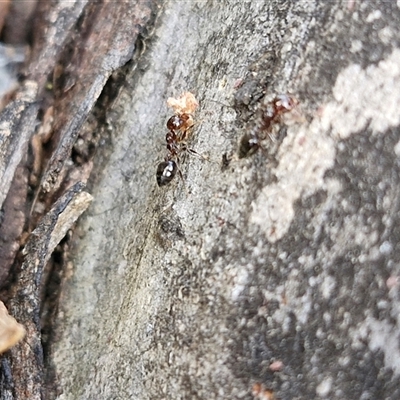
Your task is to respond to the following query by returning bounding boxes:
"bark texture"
[2,1,400,399]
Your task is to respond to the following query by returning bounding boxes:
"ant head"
[156,160,178,186]
[166,113,193,133]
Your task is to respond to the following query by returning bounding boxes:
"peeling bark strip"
[0,81,38,210]
[0,158,29,287]
[0,81,39,286]
[5,183,92,400]
[37,1,157,194]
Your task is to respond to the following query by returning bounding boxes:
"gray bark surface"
[6,1,400,399]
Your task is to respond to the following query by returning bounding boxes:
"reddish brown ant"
[156,92,200,187]
[238,94,298,158]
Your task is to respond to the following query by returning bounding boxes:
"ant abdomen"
[238,132,260,159]
[156,160,178,186]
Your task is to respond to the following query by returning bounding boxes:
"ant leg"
[186,147,208,160]
[174,157,190,195]
[266,131,277,143]
[179,142,208,160]
[175,157,185,182]
[177,166,184,181]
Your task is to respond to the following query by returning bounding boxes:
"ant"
[156,92,201,186]
[238,94,298,158]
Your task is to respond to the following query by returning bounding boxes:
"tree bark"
[2,1,400,399]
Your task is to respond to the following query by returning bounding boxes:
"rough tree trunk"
[1,1,400,399]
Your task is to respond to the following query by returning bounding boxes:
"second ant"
[238,94,299,158]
